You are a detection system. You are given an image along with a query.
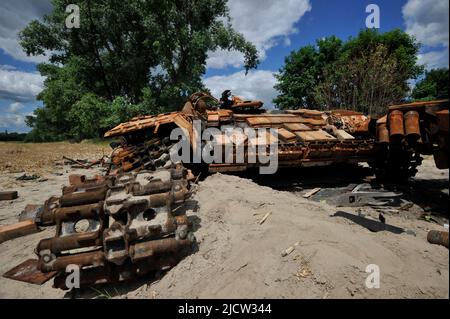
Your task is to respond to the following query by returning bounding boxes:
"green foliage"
[99,96,149,130]
[315,44,408,115]
[412,68,449,101]
[0,131,28,141]
[67,94,109,141]
[274,36,343,108]
[274,29,423,114]
[21,0,258,141]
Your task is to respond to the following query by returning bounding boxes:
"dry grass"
[0,141,111,175]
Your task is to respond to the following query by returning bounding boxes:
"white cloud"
[7,102,24,113]
[417,50,449,70]
[207,0,311,69]
[0,68,45,102]
[0,65,17,71]
[403,0,449,47]
[0,113,30,132]
[207,50,246,69]
[204,70,278,107]
[403,0,449,72]
[0,0,52,63]
[0,114,24,126]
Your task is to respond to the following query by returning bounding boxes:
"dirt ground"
[0,141,110,176]
[0,142,448,299]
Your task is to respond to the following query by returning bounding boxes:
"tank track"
[35,159,196,289]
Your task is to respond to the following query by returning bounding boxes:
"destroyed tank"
[105,92,449,179]
[10,92,449,289]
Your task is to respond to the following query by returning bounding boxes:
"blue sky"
[1,0,448,132]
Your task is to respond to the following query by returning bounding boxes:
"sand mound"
[129,173,448,299]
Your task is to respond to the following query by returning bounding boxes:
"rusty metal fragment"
[3,259,56,285]
[0,220,40,244]
[0,191,18,201]
[19,204,43,222]
[427,230,449,248]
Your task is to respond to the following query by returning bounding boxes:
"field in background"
[0,141,111,175]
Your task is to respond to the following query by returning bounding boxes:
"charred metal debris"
[9,164,197,289]
[2,93,449,289]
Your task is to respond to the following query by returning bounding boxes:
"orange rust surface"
[295,130,337,141]
[404,110,421,139]
[231,96,263,109]
[104,112,180,137]
[339,115,370,133]
[436,109,449,132]
[388,110,405,139]
[388,99,449,111]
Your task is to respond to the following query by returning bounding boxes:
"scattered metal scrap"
[3,259,56,285]
[427,230,449,248]
[63,155,109,169]
[16,174,40,181]
[0,191,18,201]
[328,184,403,207]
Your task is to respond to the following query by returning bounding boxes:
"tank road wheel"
[370,145,422,182]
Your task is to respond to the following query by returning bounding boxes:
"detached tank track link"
[36,163,196,289]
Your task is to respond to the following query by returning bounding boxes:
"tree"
[412,68,449,101]
[67,94,109,141]
[315,44,408,115]
[274,29,423,113]
[274,36,343,109]
[21,0,259,141]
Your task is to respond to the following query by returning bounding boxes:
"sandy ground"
[0,141,110,176]
[0,142,448,299]
[0,142,108,298]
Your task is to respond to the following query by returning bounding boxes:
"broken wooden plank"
[303,187,321,198]
[0,191,18,201]
[259,212,272,225]
[0,220,40,244]
[281,241,300,257]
